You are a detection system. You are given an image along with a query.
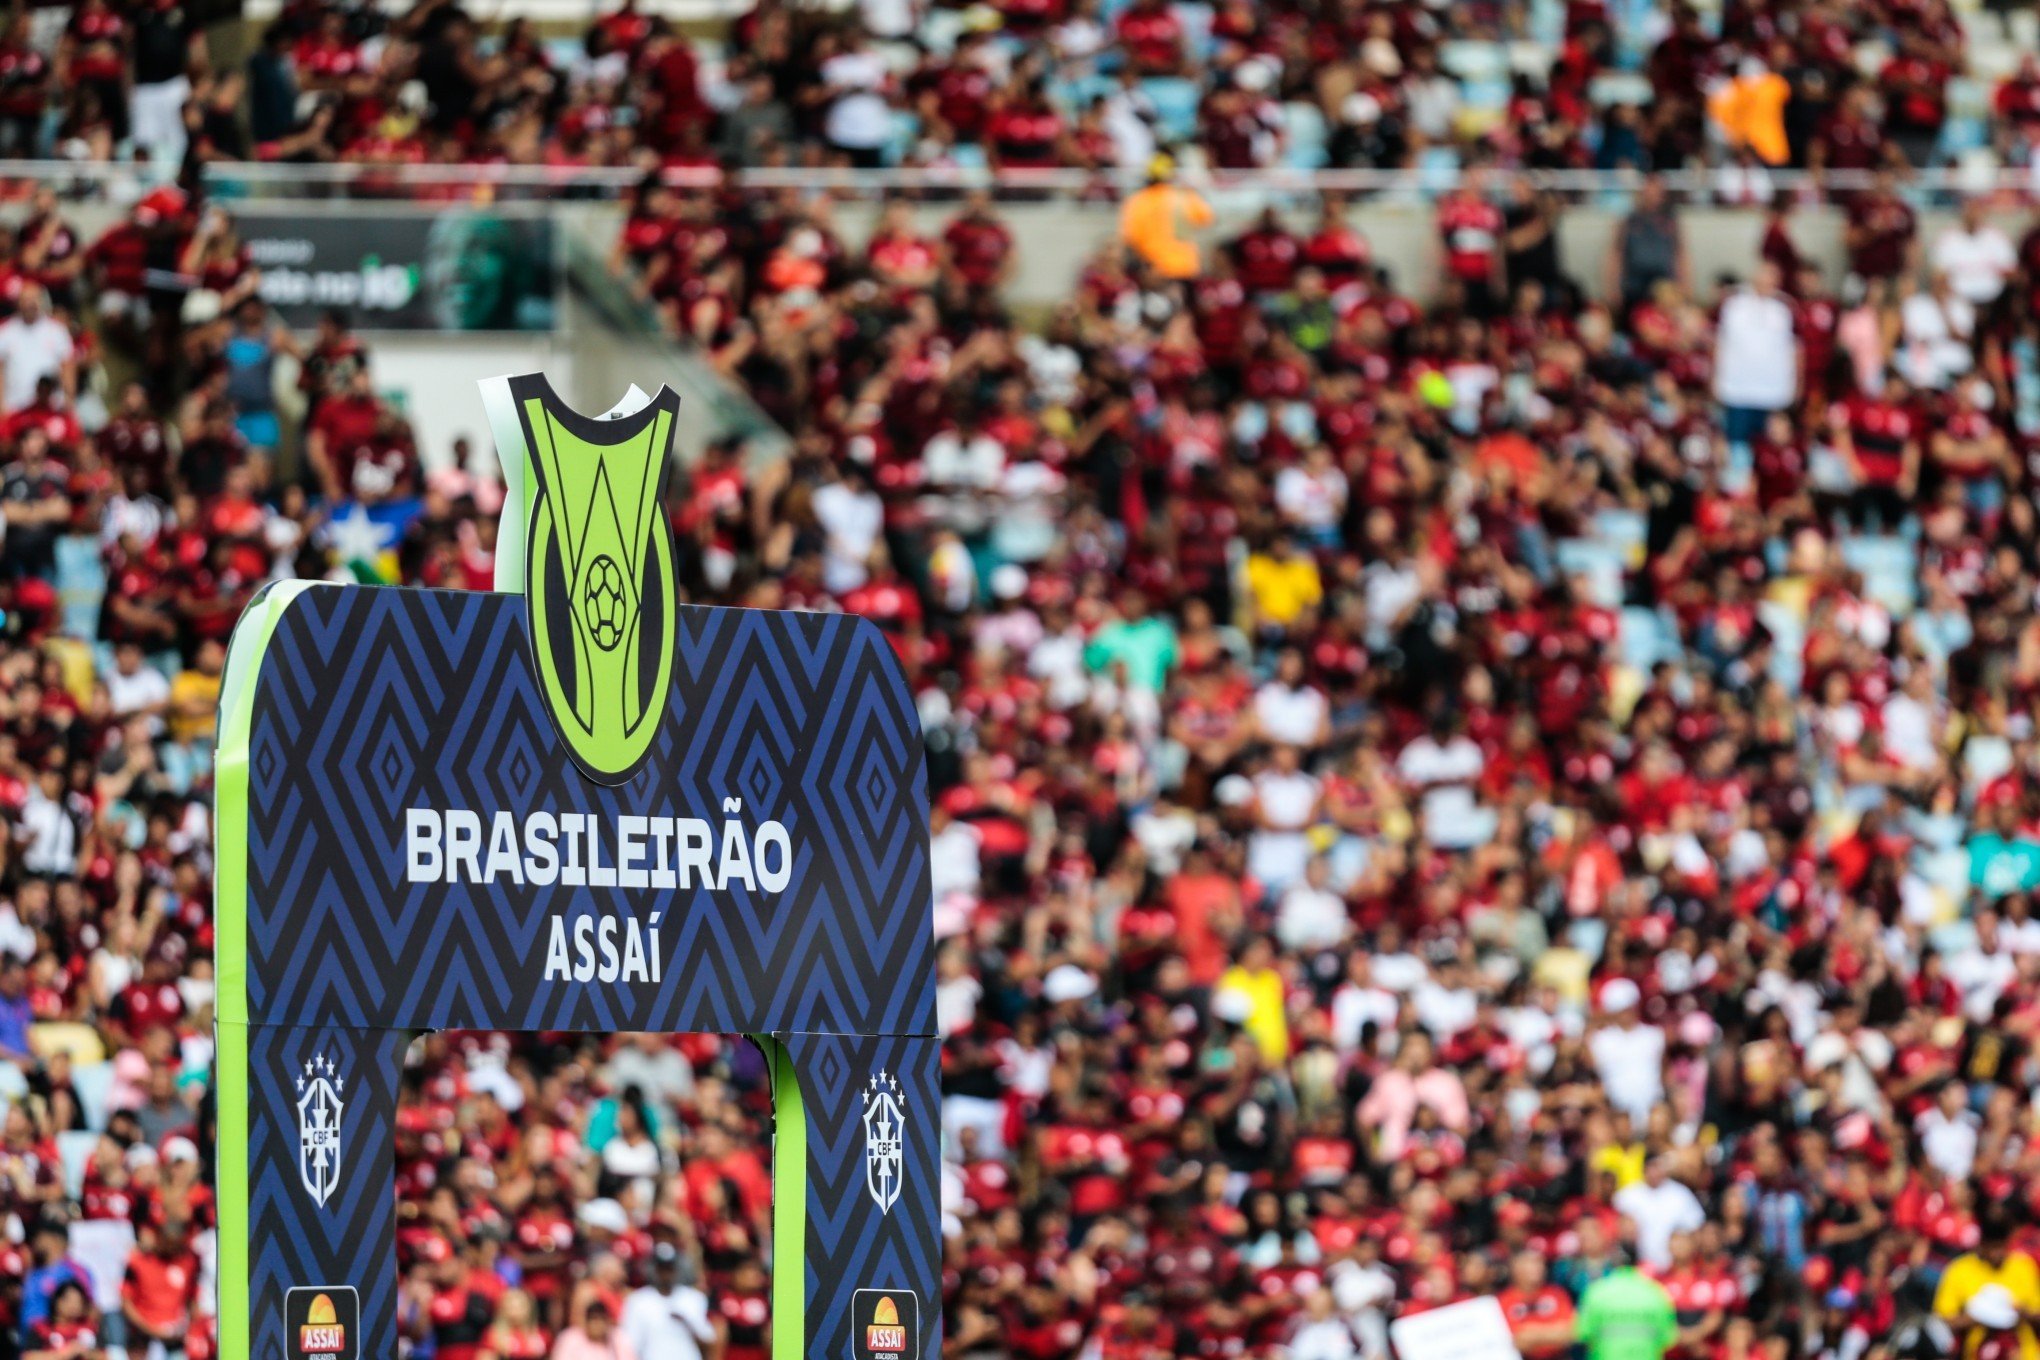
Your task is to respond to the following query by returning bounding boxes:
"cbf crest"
[864,1069,905,1215]
[501,374,679,786]
[296,1053,345,1208]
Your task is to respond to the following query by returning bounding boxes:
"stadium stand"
[13,0,2040,1357]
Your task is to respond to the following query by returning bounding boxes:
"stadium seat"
[1554,538,1625,608]
[1588,71,1653,108]
[1508,41,1556,79]
[884,110,921,166]
[1940,115,1989,155]
[1439,41,1509,84]
[1839,535,1920,616]
[919,8,967,55]
[57,1129,98,1200]
[1049,73,1116,116]
[1619,606,1679,670]
[1173,2,1217,64]
[71,1060,114,1131]
[1756,601,1805,689]
[54,534,104,641]
[1962,10,2005,45]
[1140,77,1203,142]
[1281,101,1328,168]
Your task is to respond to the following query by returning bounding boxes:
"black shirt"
[131,5,192,86]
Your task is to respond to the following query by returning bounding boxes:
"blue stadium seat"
[71,1060,114,1131]
[1140,77,1202,143]
[885,110,921,166]
[1050,73,1116,116]
[1174,2,1217,64]
[55,534,103,641]
[1439,41,1509,83]
[1460,77,1513,112]
[1282,101,1328,168]
[1840,534,1920,616]
[1620,606,1679,670]
[1554,538,1625,608]
[58,1130,97,1199]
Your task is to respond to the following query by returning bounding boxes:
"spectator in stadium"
[1713,262,1801,451]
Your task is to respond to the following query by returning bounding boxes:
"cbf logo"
[296,1052,346,1208]
[863,1070,906,1215]
[502,375,680,786]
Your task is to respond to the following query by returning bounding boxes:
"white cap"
[1043,964,1097,1005]
[1600,978,1642,1013]
[577,1198,630,1235]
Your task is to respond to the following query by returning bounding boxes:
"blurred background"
[3,0,2040,1357]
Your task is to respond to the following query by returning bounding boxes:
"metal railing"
[0,157,2012,206]
[195,161,2040,203]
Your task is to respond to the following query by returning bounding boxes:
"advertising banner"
[239,209,557,332]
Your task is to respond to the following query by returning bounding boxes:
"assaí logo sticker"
[853,1290,919,1360]
[510,375,679,786]
[287,1287,358,1360]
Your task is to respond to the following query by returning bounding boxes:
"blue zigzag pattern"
[232,584,938,1360]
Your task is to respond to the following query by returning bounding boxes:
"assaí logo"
[852,1290,919,1360]
[286,1286,359,1360]
[509,375,680,787]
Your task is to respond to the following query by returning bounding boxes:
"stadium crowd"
[15,0,2040,1357]
[0,0,2033,181]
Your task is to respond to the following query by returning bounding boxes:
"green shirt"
[1083,617,1179,695]
[1577,1269,1677,1360]
[1969,832,2040,898]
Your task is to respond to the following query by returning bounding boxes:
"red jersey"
[1438,196,1504,282]
[1833,393,1915,485]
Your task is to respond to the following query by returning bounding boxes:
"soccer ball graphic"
[583,554,628,651]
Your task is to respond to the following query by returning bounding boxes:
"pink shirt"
[1355,1067,1471,1159]
[551,1330,638,1360]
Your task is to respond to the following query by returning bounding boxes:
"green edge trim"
[754,1034,807,1360]
[214,579,318,1360]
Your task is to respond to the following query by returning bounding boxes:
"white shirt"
[1413,980,1477,1039]
[0,315,72,413]
[1255,681,1328,748]
[1712,288,1799,411]
[811,479,883,594]
[1613,1178,1706,1269]
[1290,1317,1360,1360]
[1933,224,2017,304]
[929,820,982,903]
[1804,1028,1894,1114]
[1880,690,1940,771]
[1589,1021,1666,1124]
[1331,983,1398,1052]
[1900,290,1976,390]
[106,664,170,720]
[1276,881,1349,952]
[18,788,75,876]
[922,430,1005,489]
[622,1284,715,1360]
[1362,562,1420,648]
[1917,1106,1981,1181]
[820,51,892,149]
[1254,770,1320,829]
[1275,464,1348,530]
[1947,942,2018,1021]
[1397,736,1484,848]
